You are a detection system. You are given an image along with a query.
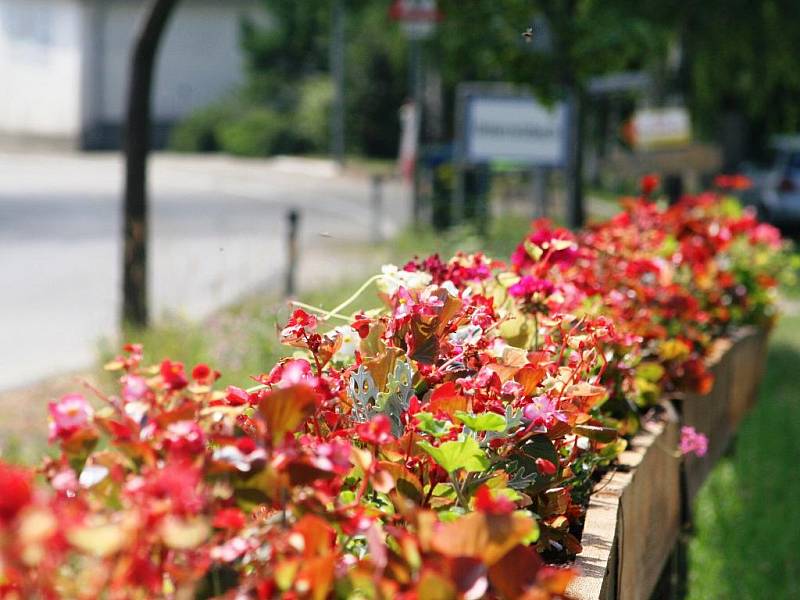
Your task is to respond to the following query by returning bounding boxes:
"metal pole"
[564,85,585,229]
[371,174,384,244]
[330,0,346,167]
[285,209,300,298]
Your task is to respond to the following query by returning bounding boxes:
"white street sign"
[464,95,567,166]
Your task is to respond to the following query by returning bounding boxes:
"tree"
[122,0,180,326]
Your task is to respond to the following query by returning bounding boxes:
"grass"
[688,304,800,598]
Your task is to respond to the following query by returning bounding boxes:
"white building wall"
[0,0,84,141]
[99,0,257,125]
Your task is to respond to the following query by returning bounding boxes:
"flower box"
[568,327,768,600]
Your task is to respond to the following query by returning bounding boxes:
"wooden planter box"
[567,327,768,600]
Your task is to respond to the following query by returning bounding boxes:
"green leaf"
[455,411,507,432]
[636,362,665,382]
[415,412,454,438]
[502,434,559,493]
[524,240,544,261]
[417,436,490,474]
[518,512,541,544]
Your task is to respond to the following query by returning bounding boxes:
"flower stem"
[323,274,383,321]
[449,472,469,510]
[290,300,352,322]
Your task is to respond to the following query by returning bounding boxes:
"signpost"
[454,84,567,221]
[390,0,441,39]
[629,107,692,150]
[390,0,441,224]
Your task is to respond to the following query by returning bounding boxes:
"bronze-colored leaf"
[488,544,542,599]
[431,512,536,566]
[258,384,318,446]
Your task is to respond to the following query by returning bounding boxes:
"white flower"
[378,264,431,296]
[440,280,459,297]
[332,326,359,363]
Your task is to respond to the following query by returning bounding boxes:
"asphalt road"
[0,152,408,391]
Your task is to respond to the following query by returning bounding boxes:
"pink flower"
[393,286,417,320]
[679,426,708,457]
[122,374,148,402]
[164,420,206,455]
[268,358,316,388]
[48,393,93,441]
[522,395,564,427]
[509,275,555,300]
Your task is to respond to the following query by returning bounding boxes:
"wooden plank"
[617,404,681,600]
[569,326,769,599]
[728,328,761,429]
[568,404,680,600]
[679,338,733,502]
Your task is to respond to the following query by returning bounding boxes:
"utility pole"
[545,2,584,230]
[122,0,180,326]
[330,0,346,167]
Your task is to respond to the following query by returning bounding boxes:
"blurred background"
[0,2,799,595]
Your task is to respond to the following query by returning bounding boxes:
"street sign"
[588,71,652,95]
[462,94,567,167]
[390,0,441,39]
[629,107,691,150]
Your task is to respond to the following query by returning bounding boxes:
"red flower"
[355,414,395,445]
[226,385,252,406]
[160,359,188,391]
[164,420,206,455]
[0,461,32,523]
[535,458,558,476]
[213,507,247,530]
[714,173,752,190]
[280,309,318,341]
[191,363,219,384]
[640,173,660,196]
[351,314,372,339]
[474,485,515,515]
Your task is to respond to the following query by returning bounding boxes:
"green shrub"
[216,107,291,157]
[293,75,333,152]
[169,103,235,153]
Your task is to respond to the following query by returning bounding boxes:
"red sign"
[389,0,442,24]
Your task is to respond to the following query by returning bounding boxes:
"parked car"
[742,135,800,226]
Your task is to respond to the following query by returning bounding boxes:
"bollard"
[285,209,300,298]
[370,174,384,244]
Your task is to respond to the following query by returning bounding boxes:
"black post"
[285,209,300,298]
[565,85,585,229]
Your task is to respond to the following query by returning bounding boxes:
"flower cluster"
[0,190,790,599]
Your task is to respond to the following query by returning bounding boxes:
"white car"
[743,136,800,225]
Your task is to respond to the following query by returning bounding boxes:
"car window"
[787,152,800,178]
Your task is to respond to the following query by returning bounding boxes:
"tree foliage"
[191,0,800,159]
